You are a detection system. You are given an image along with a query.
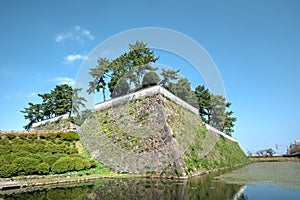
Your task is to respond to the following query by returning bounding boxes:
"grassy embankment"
[249,156,299,162]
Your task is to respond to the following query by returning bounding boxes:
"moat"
[1,162,300,200]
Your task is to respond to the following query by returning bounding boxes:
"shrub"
[40,133,54,140]
[89,160,97,168]
[13,157,40,175]
[18,134,28,140]
[27,143,38,154]
[0,145,11,155]
[11,144,24,153]
[51,157,73,174]
[84,160,92,169]
[67,148,78,154]
[0,164,18,178]
[73,157,85,171]
[0,156,9,165]
[43,155,60,166]
[34,143,47,153]
[27,134,38,140]
[53,144,66,154]
[58,131,80,141]
[6,134,17,140]
[55,139,63,144]
[30,154,42,162]
[2,153,18,164]
[15,150,30,157]
[37,162,50,175]
[0,136,10,145]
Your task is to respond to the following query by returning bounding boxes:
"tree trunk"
[102,88,106,102]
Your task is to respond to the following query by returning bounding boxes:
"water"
[1,162,299,199]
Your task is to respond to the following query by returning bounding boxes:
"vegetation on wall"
[183,133,248,175]
[164,97,248,176]
[79,93,247,177]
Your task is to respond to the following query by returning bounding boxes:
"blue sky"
[1,0,299,154]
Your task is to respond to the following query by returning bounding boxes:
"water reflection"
[0,173,245,200]
[82,177,244,200]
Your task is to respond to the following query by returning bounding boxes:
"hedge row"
[0,155,97,177]
[0,143,78,155]
[0,132,97,178]
[0,131,79,142]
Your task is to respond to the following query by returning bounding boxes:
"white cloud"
[28,92,38,98]
[64,53,87,64]
[55,25,94,43]
[2,95,11,100]
[54,77,75,86]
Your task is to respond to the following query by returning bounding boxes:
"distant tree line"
[21,84,86,130]
[87,41,237,136]
[247,148,276,157]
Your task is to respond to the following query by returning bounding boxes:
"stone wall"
[31,114,69,128]
[95,86,237,143]
[79,91,247,177]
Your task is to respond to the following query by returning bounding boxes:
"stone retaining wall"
[95,86,237,143]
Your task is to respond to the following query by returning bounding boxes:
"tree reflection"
[0,174,247,200]
[83,174,246,200]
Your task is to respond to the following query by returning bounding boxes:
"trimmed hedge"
[0,132,96,178]
[37,163,50,174]
[13,157,40,175]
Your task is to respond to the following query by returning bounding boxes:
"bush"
[18,134,28,140]
[27,143,38,154]
[13,157,40,175]
[36,143,50,153]
[58,131,80,141]
[43,155,60,166]
[0,164,18,178]
[29,133,38,140]
[40,133,57,141]
[89,160,97,168]
[6,134,17,140]
[37,162,50,174]
[73,157,85,171]
[52,144,66,154]
[0,136,10,145]
[30,154,42,162]
[0,145,11,155]
[0,156,9,165]
[84,160,92,169]
[51,157,73,174]
[2,154,17,164]
[15,150,30,157]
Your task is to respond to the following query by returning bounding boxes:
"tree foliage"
[142,71,161,87]
[169,78,191,102]
[160,68,180,89]
[195,85,236,136]
[87,58,110,101]
[21,84,86,130]
[87,41,159,99]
